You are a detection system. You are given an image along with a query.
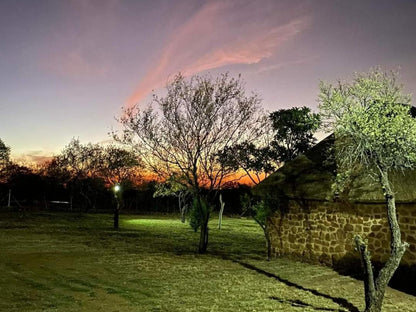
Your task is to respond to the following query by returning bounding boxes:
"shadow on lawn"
[233,260,359,312]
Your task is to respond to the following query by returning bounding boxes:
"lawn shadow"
[269,296,346,312]
[233,260,359,312]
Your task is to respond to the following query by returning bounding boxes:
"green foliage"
[319,69,416,173]
[218,106,321,184]
[153,174,189,198]
[0,138,11,179]
[269,106,321,162]
[0,138,10,165]
[319,68,415,312]
[217,141,276,184]
[189,197,211,232]
[241,193,273,230]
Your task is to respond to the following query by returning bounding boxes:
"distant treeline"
[0,171,251,215]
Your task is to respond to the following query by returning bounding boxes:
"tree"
[98,145,141,186]
[55,138,103,211]
[218,107,320,185]
[116,73,264,253]
[217,141,275,185]
[153,174,191,223]
[99,145,141,229]
[0,138,11,181]
[0,138,10,165]
[241,195,273,260]
[269,106,321,162]
[318,69,415,312]
[219,107,320,260]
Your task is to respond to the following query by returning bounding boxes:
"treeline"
[0,138,250,214]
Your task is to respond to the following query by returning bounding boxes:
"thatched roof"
[255,134,416,204]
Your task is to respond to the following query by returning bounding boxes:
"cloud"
[126,0,309,108]
[253,55,319,75]
[14,150,54,166]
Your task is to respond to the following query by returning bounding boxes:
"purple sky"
[1,0,416,163]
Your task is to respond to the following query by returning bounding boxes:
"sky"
[1,0,416,163]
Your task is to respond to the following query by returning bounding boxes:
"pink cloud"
[253,55,319,75]
[127,0,309,108]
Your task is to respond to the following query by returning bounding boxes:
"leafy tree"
[55,138,103,211]
[57,139,102,178]
[99,145,141,186]
[0,138,11,181]
[217,142,275,185]
[220,107,320,260]
[241,194,273,260]
[6,165,44,204]
[99,144,141,229]
[218,107,320,185]
[116,73,264,253]
[55,139,141,225]
[269,106,321,162]
[0,138,10,165]
[319,69,415,312]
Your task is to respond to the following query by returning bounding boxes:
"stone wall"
[268,200,416,266]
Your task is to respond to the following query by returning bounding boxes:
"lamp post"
[113,184,121,229]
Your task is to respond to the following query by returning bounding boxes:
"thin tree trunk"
[265,226,271,261]
[179,193,186,223]
[218,193,225,229]
[356,167,408,312]
[199,217,209,253]
[114,201,120,229]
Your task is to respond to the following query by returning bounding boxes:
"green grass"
[0,212,415,311]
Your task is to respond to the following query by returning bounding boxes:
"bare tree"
[116,73,264,253]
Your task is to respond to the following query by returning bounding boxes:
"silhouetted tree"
[218,107,320,185]
[98,145,141,186]
[116,73,264,253]
[54,139,105,211]
[98,145,141,228]
[0,138,11,182]
[269,106,321,162]
[219,107,320,260]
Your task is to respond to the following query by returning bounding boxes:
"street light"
[113,184,121,229]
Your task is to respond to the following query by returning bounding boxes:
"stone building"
[255,135,416,268]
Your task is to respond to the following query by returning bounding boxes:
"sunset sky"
[1,0,416,163]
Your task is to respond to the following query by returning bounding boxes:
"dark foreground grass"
[0,212,415,311]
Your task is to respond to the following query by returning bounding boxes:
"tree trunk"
[265,227,271,261]
[179,193,186,223]
[218,193,225,229]
[199,217,209,253]
[356,167,408,312]
[114,201,120,229]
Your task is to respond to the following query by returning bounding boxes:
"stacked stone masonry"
[268,200,416,265]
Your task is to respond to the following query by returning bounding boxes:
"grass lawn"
[0,212,415,312]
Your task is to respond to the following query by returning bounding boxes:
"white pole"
[7,189,11,207]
